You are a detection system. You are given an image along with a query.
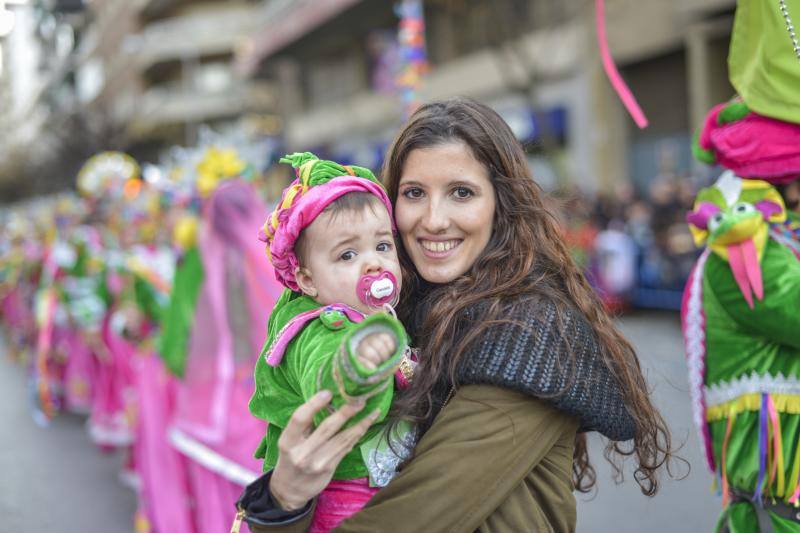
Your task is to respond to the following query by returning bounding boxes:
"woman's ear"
[295,267,318,298]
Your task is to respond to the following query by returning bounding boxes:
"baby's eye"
[377,242,393,252]
[453,187,474,200]
[340,251,356,261]
[402,187,424,199]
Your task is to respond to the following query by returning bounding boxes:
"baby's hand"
[356,331,397,371]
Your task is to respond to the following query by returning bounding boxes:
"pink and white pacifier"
[357,271,399,308]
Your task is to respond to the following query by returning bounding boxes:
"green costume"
[683,176,800,532]
[728,0,800,124]
[249,289,408,482]
[158,247,204,377]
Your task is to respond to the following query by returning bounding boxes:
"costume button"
[320,309,348,330]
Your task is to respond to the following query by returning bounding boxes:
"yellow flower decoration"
[173,215,199,250]
[196,147,247,198]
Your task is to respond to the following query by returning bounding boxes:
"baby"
[248,153,414,533]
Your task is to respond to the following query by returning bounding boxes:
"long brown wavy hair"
[382,98,676,496]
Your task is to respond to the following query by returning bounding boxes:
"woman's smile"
[418,238,463,257]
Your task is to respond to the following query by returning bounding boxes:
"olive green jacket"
[250,384,579,533]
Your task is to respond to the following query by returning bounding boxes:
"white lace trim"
[364,430,416,488]
[87,419,134,447]
[683,249,710,455]
[705,371,800,406]
[168,427,259,487]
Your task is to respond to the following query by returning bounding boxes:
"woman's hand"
[270,390,381,511]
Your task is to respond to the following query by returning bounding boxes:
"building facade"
[0,0,737,200]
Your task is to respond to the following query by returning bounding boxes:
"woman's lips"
[418,238,462,258]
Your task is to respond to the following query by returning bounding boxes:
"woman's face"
[395,141,496,284]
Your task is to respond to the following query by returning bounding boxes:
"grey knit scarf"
[455,297,636,441]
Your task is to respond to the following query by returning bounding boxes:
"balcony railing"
[131,3,261,67]
[120,81,277,133]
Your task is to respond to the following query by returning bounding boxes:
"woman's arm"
[335,385,578,532]
[244,385,577,532]
[243,391,378,532]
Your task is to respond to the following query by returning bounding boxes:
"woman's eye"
[340,251,356,261]
[453,187,474,199]
[402,187,424,199]
[377,242,393,252]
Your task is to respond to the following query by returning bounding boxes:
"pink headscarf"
[259,176,394,292]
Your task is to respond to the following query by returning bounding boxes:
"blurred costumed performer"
[156,147,283,533]
[682,1,800,531]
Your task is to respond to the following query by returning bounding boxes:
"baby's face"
[297,205,402,315]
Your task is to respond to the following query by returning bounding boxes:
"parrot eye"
[733,202,754,214]
[708,212,724,232]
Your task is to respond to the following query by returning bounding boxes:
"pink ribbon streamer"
[595,0,649,129]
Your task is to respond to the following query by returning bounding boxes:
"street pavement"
[0,348,137,533]
[577,310,718,532]
[1,311,718,532]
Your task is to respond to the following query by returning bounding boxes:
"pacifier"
[357,271,399,308]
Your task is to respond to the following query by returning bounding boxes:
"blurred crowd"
[557,175,701,311]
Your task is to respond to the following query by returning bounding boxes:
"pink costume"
[88,311,136,448]
[170,180,283,533]
[132,351,194,533]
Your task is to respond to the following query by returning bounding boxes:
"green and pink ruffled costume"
[683,0,800,524]
[248,153,413,533]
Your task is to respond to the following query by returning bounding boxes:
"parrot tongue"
[727,239,763,309]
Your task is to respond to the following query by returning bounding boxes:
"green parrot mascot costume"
[682,1,800,531]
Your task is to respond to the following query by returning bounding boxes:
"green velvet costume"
[683,177,800,532]
[249,289,407,481]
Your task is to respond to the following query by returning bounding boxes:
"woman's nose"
[422,198,450,233]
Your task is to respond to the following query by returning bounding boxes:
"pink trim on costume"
[755,200,783,220]
[265,304,365,367]
[686,202,721,230]
[595,0,649,129]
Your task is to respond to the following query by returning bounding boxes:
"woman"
[238,98,675,532]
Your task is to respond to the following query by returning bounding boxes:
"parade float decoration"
[77,151,140,198]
